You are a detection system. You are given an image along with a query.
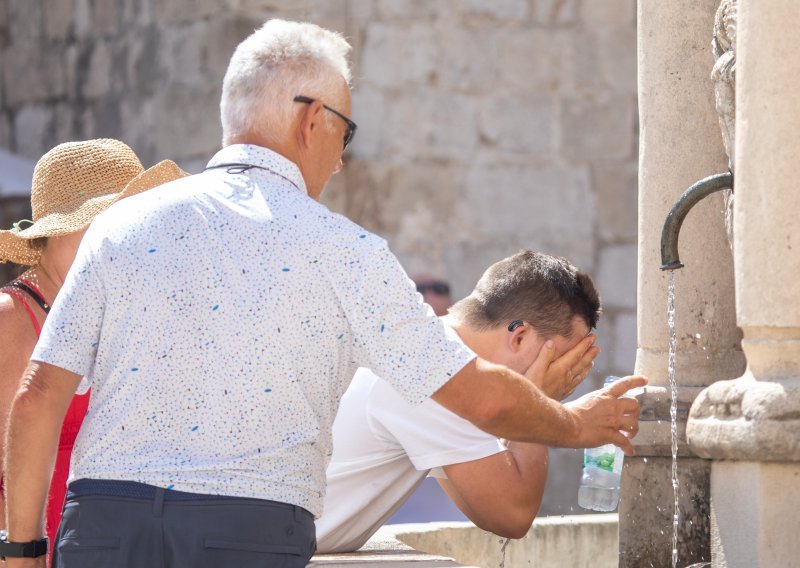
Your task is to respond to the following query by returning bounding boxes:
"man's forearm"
[432,358,579,445]
[5,363,74,540]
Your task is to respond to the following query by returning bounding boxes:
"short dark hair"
[449,250,601,338]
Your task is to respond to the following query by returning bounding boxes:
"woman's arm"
[0,294,40,530]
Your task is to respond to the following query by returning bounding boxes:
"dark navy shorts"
[52,479,316,568]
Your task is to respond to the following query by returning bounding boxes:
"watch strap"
[0,533,48,559]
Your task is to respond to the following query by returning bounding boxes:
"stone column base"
[619,456,711,568]
[710,461,800,568]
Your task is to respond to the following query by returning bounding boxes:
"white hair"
[220,19,353,146]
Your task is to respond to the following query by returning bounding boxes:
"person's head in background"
[413,276,453,316]
[220,19,356,200]
[445,250,601,377]
[0,139,187,287]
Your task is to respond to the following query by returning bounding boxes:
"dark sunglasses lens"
[417,282,450,295]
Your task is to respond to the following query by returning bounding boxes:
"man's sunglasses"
[294,95,358,151]
[416,281,451,296]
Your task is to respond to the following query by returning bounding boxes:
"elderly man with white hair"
[2,20,644,568]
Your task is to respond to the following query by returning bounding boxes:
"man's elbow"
[479,513,534,540]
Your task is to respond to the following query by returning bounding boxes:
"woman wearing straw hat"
[0,139,186,561]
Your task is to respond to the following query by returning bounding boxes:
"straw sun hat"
[0,139,188,265]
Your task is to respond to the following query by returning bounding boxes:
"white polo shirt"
[316,361,506,553]
[32,144,476,517]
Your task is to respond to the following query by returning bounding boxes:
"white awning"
[0,148,35,197]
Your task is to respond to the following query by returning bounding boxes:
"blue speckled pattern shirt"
[32,144,476,517]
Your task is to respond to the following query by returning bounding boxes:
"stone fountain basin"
[311,514,618,567]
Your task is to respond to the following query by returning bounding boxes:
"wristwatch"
[0,530,48,560]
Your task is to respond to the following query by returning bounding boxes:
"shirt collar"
[206,144,308,196]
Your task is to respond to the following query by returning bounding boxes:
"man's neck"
[442,314,506,363]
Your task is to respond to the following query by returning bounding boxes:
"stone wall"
[0,0,638,515]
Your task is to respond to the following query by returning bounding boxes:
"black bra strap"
[3,281,50,313]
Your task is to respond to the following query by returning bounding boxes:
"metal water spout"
[660,172,734,270]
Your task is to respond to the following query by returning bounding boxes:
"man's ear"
[507,324,528,353]
[296,99,325,150]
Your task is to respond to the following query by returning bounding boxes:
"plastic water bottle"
[578,376,624,512]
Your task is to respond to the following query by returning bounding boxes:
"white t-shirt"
[316,360,506,553]
[32,144,477,517]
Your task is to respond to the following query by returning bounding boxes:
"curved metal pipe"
[660,172,733,270]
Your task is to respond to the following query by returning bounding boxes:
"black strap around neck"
[3,281,50,313]
[204,163,267,175]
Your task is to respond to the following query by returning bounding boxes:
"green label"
[584,453,616,472]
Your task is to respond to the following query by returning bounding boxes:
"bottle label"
[584,452,616,472]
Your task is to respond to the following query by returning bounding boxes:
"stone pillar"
[686,1,800,566]
[622,1,746,566]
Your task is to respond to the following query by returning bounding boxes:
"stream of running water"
[667,271,679,568]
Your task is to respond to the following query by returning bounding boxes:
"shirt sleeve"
[31,228,106,390]
[333,237,476,406]
[369,376,505,471]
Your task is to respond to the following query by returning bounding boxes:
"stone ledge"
[314,516,618,568]
[309,526,471,567]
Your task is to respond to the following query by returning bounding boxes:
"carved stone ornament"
[712,0,737,246]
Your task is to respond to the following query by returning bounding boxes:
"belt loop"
[294,505,302,523]
[153,487,165,517]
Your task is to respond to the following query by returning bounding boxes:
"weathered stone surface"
[361,23,438,89]
[596,27,638,95]
[463,162,593,243]
[436,26,499,93]
[93,0,120,36]
[532,0,579,26]
[710,461,800,568]
[477,93,556,156]
[151,84,222,160]
[120,0,154,27]
[593,160,638,242]
[383,88,478,160]
[3,43,66,105]
[349,87,385,158]
[73,0,93,38]
[13,104,53,159]
[8,0,43,45]
[688,373,800,461]
[596,244,637,309]
[154,0,220,25]
[620,457,711,568]
[84,39,113,99]
[0,111,10,148]
[44,0,75,41]
[579,0,636,27]
[375,0,443,20]
[611,311,637,372]
[496,28,575,93]
[561,96,635,162]
[456,0,528,22]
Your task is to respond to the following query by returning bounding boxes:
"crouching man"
[317,250,636,552]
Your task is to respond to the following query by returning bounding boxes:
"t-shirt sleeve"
[369,376,505,471]
[335,238,476,406]
[31,230,106,389]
